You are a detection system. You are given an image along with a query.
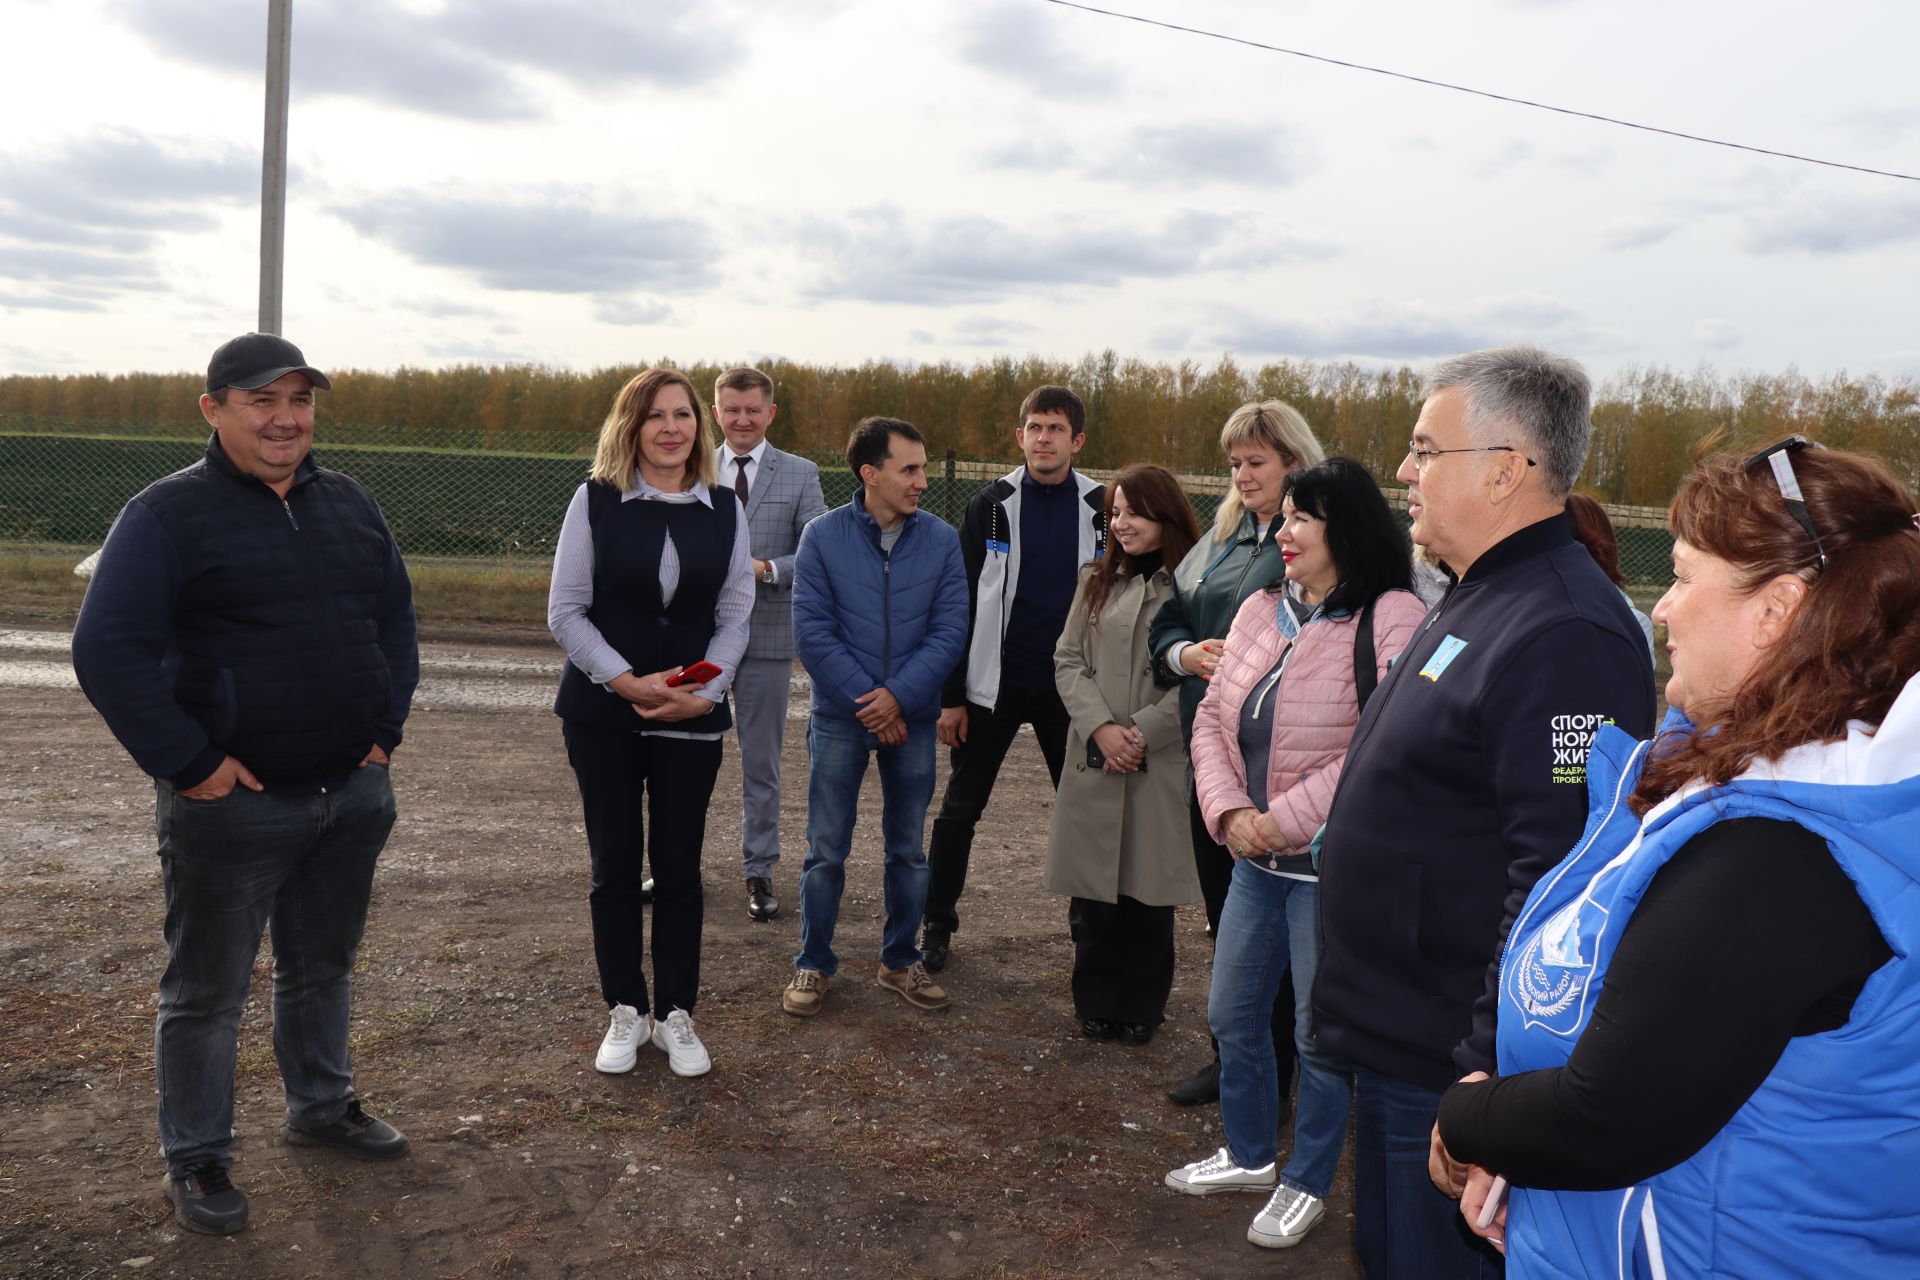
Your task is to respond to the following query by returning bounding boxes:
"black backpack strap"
[1352,597,1379,711]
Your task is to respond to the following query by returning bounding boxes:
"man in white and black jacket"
[1313,347,1656,1279]
[920,386,1106,971]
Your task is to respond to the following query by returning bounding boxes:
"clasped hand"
[610,666,714,723]
[1090,722,1146,773]
[855,687,906,746]
[1220,807,1280,858]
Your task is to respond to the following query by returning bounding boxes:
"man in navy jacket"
[784,416,969,1019]
[1313,346,1655,1279]
[71,334,419,1237]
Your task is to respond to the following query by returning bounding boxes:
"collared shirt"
[547,473,755,741]
[716,439,769,501]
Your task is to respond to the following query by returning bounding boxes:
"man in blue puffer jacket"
[784,416,969,1019]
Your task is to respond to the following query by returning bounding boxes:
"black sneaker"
[921,927,951,973]
[164,1164,248,1235]
[283,1099,410,1161]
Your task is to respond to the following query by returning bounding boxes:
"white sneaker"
[650,1008,711,1077]
[1165,1147,1278,1196]
[594,1003,650,1074]
[1248,1184,1325,1248]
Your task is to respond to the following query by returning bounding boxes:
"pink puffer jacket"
[1192,587,1428,853]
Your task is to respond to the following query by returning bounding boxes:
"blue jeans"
[153,764,396,1176]
[1210,861,1351,1196]
[1352,1064,1505,1280]
[795,715,937,976]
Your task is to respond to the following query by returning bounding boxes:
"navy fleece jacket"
[1313,512,1656,1092]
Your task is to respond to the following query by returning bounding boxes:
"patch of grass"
[0,545,552,633]
[408,559,551,633]
[0,548,90,622]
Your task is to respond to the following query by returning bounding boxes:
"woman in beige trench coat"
[1045,465,1204,1045]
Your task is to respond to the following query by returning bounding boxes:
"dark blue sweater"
[72,435,418,792]
[1313,512,1655,1092]
[1001,471,1082,691]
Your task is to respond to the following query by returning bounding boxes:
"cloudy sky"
[3,0,1917,380]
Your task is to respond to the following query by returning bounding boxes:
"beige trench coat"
[1043,565,1202,907]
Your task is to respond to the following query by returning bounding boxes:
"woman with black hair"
[1165,457,1428,1251]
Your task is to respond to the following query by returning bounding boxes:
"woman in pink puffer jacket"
[1165,457,1429,1252]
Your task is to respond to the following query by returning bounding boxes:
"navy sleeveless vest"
[553,481,737,735]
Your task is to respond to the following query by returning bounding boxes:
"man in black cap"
[72,333,420,1235]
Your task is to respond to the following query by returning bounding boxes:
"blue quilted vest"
[1494,684,1920,1279]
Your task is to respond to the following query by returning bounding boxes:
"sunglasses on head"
[1744,435,1827,572]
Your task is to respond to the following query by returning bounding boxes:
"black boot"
[1167,1055,1221,1106]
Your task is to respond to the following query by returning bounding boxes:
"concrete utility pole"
[258,0,292,334]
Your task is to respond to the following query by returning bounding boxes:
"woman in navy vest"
[549,367,754,1082]
[1431,440,1920,1278]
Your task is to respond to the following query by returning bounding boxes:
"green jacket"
[1148,512,1286,739]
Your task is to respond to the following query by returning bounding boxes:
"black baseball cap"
[205,332,332,393]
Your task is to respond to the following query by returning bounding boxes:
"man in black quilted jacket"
[72,333,419,1237]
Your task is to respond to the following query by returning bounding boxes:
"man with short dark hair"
[920,385,1104,971]
[1313,345,1654,1277]
[72,333,419,1237]
[783,417,968,1018]
[712,366,828,922]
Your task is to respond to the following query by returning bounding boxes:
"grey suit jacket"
[723,444,829,661]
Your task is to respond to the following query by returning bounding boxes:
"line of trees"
[3,352,1913,507]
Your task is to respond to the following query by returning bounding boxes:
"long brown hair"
[1632,441,1920,813]
[1565,492,1625,588]
[1082,465,1200,622]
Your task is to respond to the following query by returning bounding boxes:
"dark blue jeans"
[1352,1064,1505,1280]
[795,715,937,976]
[153,764,396,1176]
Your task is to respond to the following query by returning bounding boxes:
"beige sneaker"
[877,961,951,1010]
[782,968,828,1017]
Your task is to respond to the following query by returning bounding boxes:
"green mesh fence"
[0,414,1674,595]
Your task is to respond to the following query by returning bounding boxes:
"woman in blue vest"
[1430,439,1920,1278]
[548,367,754,1083]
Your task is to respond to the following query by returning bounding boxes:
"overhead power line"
[1039,0,1920,184]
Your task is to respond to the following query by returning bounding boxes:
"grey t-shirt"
[880,524,903,554]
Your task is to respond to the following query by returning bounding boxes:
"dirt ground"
[0,624,1363,1280]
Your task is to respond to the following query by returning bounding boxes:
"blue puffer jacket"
[792,491,968,725]
[1495,678,1920,1279]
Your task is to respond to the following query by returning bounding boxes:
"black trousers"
[562,721,722,1020]
[1191,789,1297,1087]
[1069,895,1177,1025]
[923,683,1069,935]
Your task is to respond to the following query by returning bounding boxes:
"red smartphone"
[665,660,722,688]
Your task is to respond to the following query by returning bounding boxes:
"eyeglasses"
[1744,435,1828,572]
[1405,441,1537,471]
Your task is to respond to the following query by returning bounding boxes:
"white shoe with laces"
[594,1003,651,1074]
[1164,1146,1278,1195]
[651,1008,712,1077]
[1248,1183,1325,1248]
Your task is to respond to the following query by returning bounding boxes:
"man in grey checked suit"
[714,367,829,921]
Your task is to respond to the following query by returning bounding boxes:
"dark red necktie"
[733,455,750,505]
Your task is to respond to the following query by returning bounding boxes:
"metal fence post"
[944,447,957,525]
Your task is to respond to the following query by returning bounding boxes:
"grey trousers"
[732,656,794,880]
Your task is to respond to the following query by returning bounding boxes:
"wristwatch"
[760,563,777,585]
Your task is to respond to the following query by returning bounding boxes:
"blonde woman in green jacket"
[1148,400,1326,1105]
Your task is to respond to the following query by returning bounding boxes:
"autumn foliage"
[2,352,1913,507]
